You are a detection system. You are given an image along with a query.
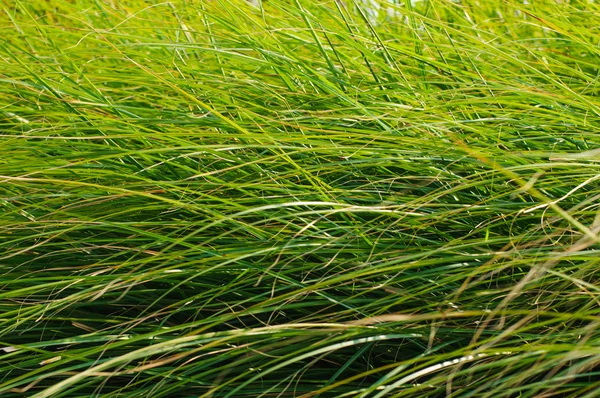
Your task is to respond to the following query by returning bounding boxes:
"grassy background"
[2,0,600,396]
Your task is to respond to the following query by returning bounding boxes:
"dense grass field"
[2,0,600,396]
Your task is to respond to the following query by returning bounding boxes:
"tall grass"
[1,0,600,396]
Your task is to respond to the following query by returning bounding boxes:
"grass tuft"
[2,0,600,396]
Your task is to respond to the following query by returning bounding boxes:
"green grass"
[1,0,600,396]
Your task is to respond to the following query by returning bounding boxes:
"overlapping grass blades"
[2,0,600,396]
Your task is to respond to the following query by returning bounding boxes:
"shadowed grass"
[1,0,600,396]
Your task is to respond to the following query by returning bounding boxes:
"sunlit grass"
[1,0,600,396]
